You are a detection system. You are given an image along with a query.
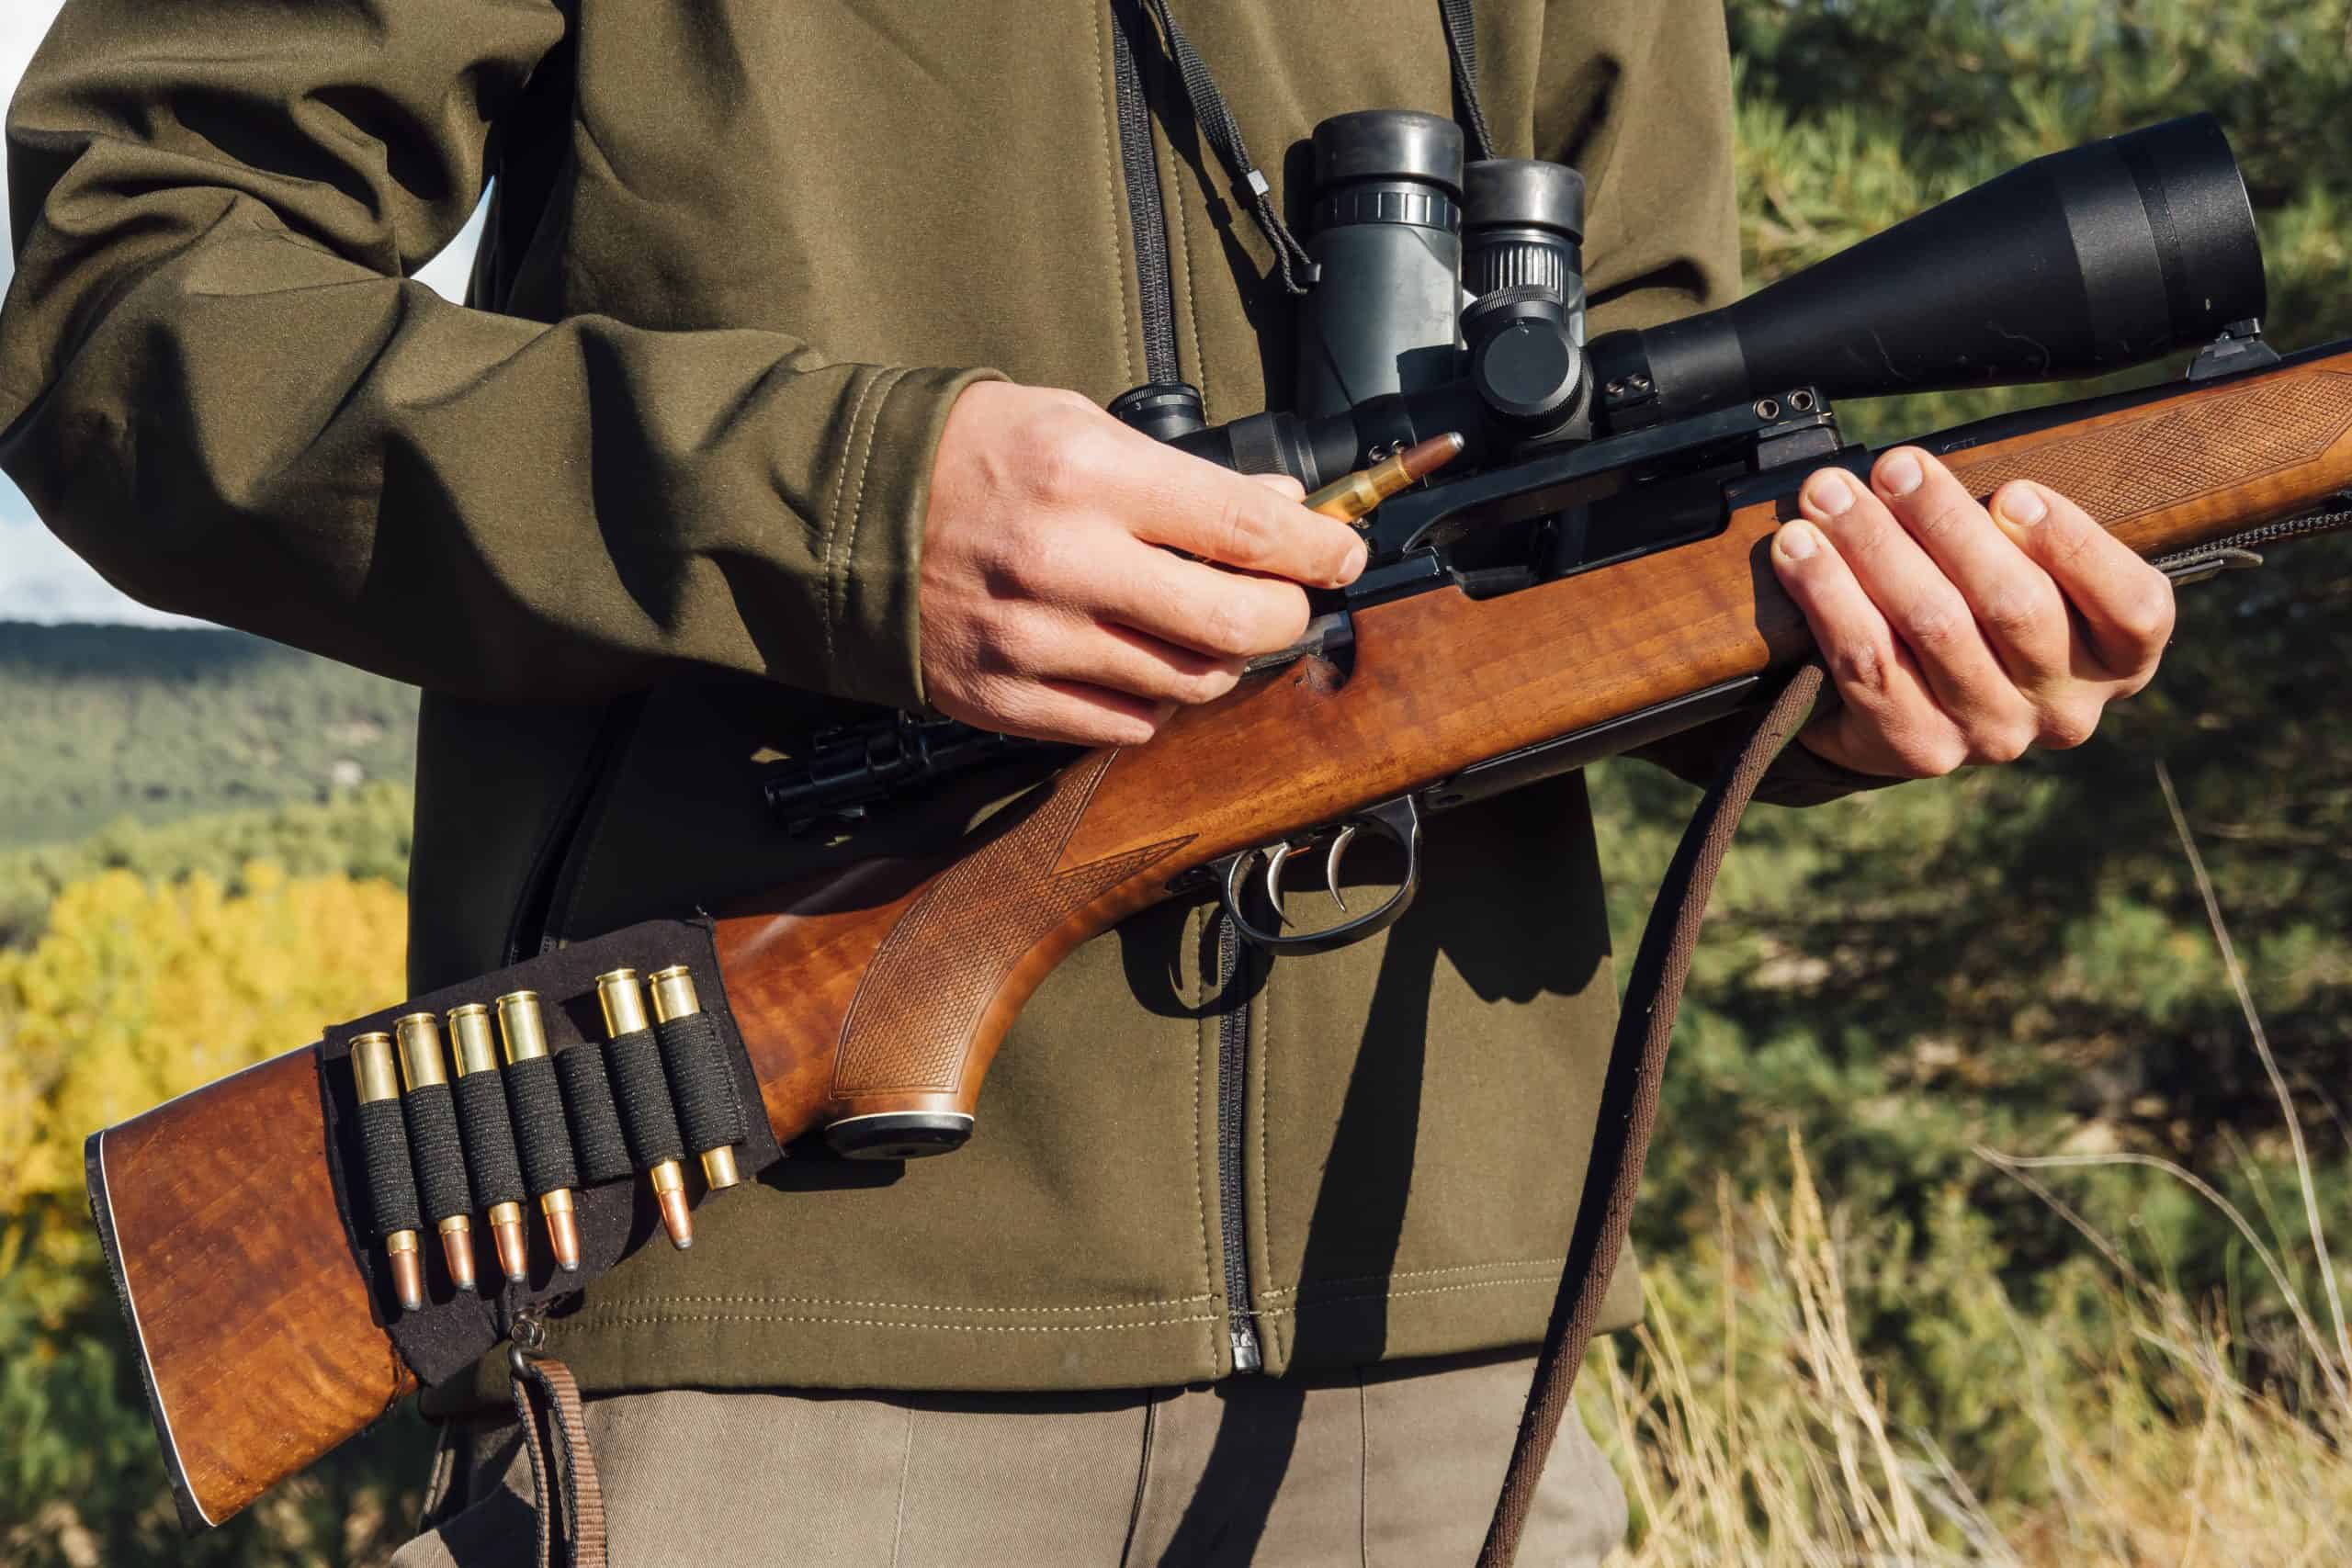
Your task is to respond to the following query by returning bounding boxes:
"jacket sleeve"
[1532,0,1890,807]
[0,0,993,709]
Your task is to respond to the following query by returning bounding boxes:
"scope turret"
[1589,114,2265,421]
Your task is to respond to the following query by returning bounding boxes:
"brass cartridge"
[649,964,742,1191]
[395,1011,476,1293]
[494,989,582,1271]
[352,1030,425,1312]
[448,1004,528,1285]
[596,969,693,1250]
[1302,431,1466,524]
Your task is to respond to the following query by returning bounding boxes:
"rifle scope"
[1590,113,2265,420]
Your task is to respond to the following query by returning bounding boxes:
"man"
[0,0,2171,1561]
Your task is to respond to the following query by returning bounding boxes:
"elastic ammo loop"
[356,1097,423,1237]
[652,1012,751,1154]
[603,1028,686,1168]
[553,1042,634,1184]
[454,1071,528,1207]
[402,1081,475,1224]
[506,1054,583,1194]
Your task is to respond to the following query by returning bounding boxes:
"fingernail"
[1998,486,2047,525]
[1778,521,1820,561]
[1879,450,1923,497]
[1341,539,1367,580]
[1804,471,1854,517]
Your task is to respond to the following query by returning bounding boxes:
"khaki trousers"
[391,1350,1624,1566]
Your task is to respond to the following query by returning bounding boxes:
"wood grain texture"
[95,344,2352,1530]
[1936,360,2352,552]
[92,1048,412,1527]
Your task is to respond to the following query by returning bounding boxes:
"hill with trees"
[0,622,418,850]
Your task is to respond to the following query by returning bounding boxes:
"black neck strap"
[1132,0,1500,297]
[1439,0,1498,163]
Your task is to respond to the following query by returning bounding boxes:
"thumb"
[1249,471,1307,502]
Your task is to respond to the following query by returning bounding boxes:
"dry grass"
[1580,769,2352,1564]
[1579,1134,2351,1566]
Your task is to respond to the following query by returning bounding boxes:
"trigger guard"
[1213,795,1424,955]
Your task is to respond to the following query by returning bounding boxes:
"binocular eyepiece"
[1117,108,2264,496]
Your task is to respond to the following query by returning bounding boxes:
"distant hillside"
[0,622,419,848]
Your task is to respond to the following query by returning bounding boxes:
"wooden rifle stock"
[87,344,2352,1529]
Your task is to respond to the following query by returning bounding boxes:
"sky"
[0,0,486,626]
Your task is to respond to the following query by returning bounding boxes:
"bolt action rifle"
[81,114,2352,1534]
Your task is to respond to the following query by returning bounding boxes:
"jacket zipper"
[502,694,648,964]
[1213,911,1261,1371]
[1113,5,1259,1371]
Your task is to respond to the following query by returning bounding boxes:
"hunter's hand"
[920,381,1366,746]
[1770,446,2175,778]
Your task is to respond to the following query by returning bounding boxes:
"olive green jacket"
[2,0,1843,1405]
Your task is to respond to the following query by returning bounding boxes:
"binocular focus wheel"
[825,1111,975,1160]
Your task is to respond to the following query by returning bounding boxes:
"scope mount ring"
[1210,795,1423,955]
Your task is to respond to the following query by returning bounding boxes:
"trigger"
[1263,842,1295,926]
[1325,825,1358,911]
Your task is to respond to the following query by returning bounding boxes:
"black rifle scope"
[1116,112,2263,493]
[1591,112,2265,421]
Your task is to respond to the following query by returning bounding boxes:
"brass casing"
[647,964,700,1023]
[600,968,693,1247]
[494,990,549,1063]
[1302,467,1386,524]
[447,1003,499,1078]
[394,1012,449,1091]
[700,1145,742,1190]
[351,1032,401,1104]
[594,968,650,1036]
[647,964,741,1190]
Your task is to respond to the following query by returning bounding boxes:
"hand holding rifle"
[1774,446,2177,779]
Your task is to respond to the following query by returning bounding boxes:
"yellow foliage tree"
[0,863,406,1211]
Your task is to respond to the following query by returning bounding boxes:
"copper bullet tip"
[656,1185,695,1250]
[439,1219,478,1293]
[387,1233,425,1313]
[1397,431,1466,482]
[544,1194,582,1273]
[492,1210,529,1285]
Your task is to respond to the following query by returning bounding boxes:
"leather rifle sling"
[1478,662,1827,1567]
